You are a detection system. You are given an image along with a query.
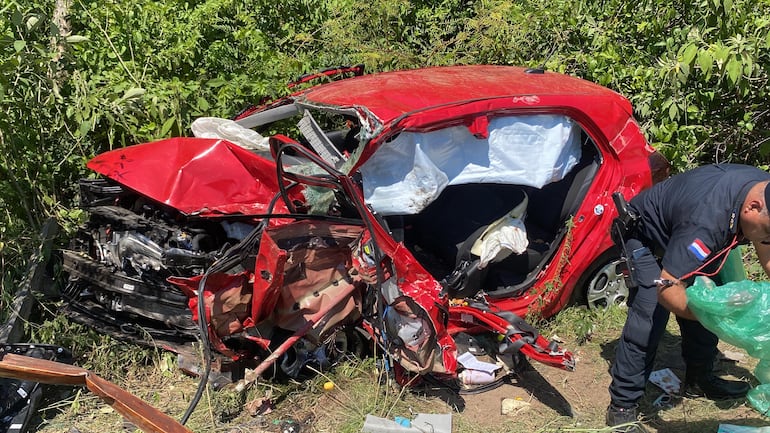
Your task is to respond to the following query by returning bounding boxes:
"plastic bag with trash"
[686,270,770,415]
[687,277,770,359]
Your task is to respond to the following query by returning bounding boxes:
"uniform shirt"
[629,164,770,280]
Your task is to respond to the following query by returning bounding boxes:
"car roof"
[296,65,633,127]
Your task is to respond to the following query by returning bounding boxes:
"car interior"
[383,130,600,299]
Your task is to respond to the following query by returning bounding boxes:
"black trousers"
[608,238,719,407]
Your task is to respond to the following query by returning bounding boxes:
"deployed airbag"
[359,114,581,215]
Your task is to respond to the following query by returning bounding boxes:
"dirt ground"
[440,329,766,433]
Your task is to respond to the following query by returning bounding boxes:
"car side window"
[359,114,583,216]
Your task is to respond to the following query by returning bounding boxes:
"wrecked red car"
[61,65,666,389]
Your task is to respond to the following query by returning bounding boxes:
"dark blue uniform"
[609,164,770,407]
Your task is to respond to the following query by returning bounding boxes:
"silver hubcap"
[586,259,629,309]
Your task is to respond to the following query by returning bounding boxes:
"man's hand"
[656,269,697,320]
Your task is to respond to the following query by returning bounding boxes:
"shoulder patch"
[688,239,711,261]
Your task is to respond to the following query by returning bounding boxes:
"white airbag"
[360,114,581,215]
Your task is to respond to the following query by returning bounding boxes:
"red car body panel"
[298,66,634,154]
[298,66,652,320]
[87,137,298,216]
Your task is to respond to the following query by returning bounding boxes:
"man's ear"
[746,198,764,213]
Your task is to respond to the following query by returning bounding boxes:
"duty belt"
[611,192,639,289]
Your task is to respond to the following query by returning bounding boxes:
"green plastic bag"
[688,277,770,415]
[748,384,770,416]
[717,247,747,283]
[687,277,770,359]
[756,359,770,385]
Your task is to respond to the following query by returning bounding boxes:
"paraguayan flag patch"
[688,238,711,261]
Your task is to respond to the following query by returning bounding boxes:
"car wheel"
[585,258,629,309]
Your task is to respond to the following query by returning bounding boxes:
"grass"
[21,301,769,433]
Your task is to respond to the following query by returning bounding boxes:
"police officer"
[606,164,770,433]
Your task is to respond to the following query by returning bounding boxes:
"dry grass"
[23,303,770,433]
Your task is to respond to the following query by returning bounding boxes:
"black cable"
[179,270,213,425]
[180,199,277,424]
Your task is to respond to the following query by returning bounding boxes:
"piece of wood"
[0,354,193,433]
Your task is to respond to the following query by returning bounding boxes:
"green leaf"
[65,35,89,44]
[725,56,741,85]
[120,87,145,101]
[697,50,713,76]
[26,16,39,31]
[742,53,753,75]
[13,40,25,52]
[160,117,175,137]
[761,140,770,156]
[682,43,698,65]
[668,102,679,120]
[678,62,690,83]
[196,97,210,112]
[11,10,22,27]
[712,43,730,63]
[206,78,227,88]
[77,120,91,138]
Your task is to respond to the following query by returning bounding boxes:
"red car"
[64,65,667,387]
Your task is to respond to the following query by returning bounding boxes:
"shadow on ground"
[414,357,574,417]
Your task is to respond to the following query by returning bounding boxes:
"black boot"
[683,361,750,399]
[606,404,648,433]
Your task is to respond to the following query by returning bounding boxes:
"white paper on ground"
[648,368,681,394]
[457,352,500,374]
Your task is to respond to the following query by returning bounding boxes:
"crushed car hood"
[87,137,297,216]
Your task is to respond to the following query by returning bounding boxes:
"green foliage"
[1,1,84,286]
[28,313,156,380]
[313,0,770,169]
[544,304,629,345]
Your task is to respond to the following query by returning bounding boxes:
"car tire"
[573,250,630,310]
